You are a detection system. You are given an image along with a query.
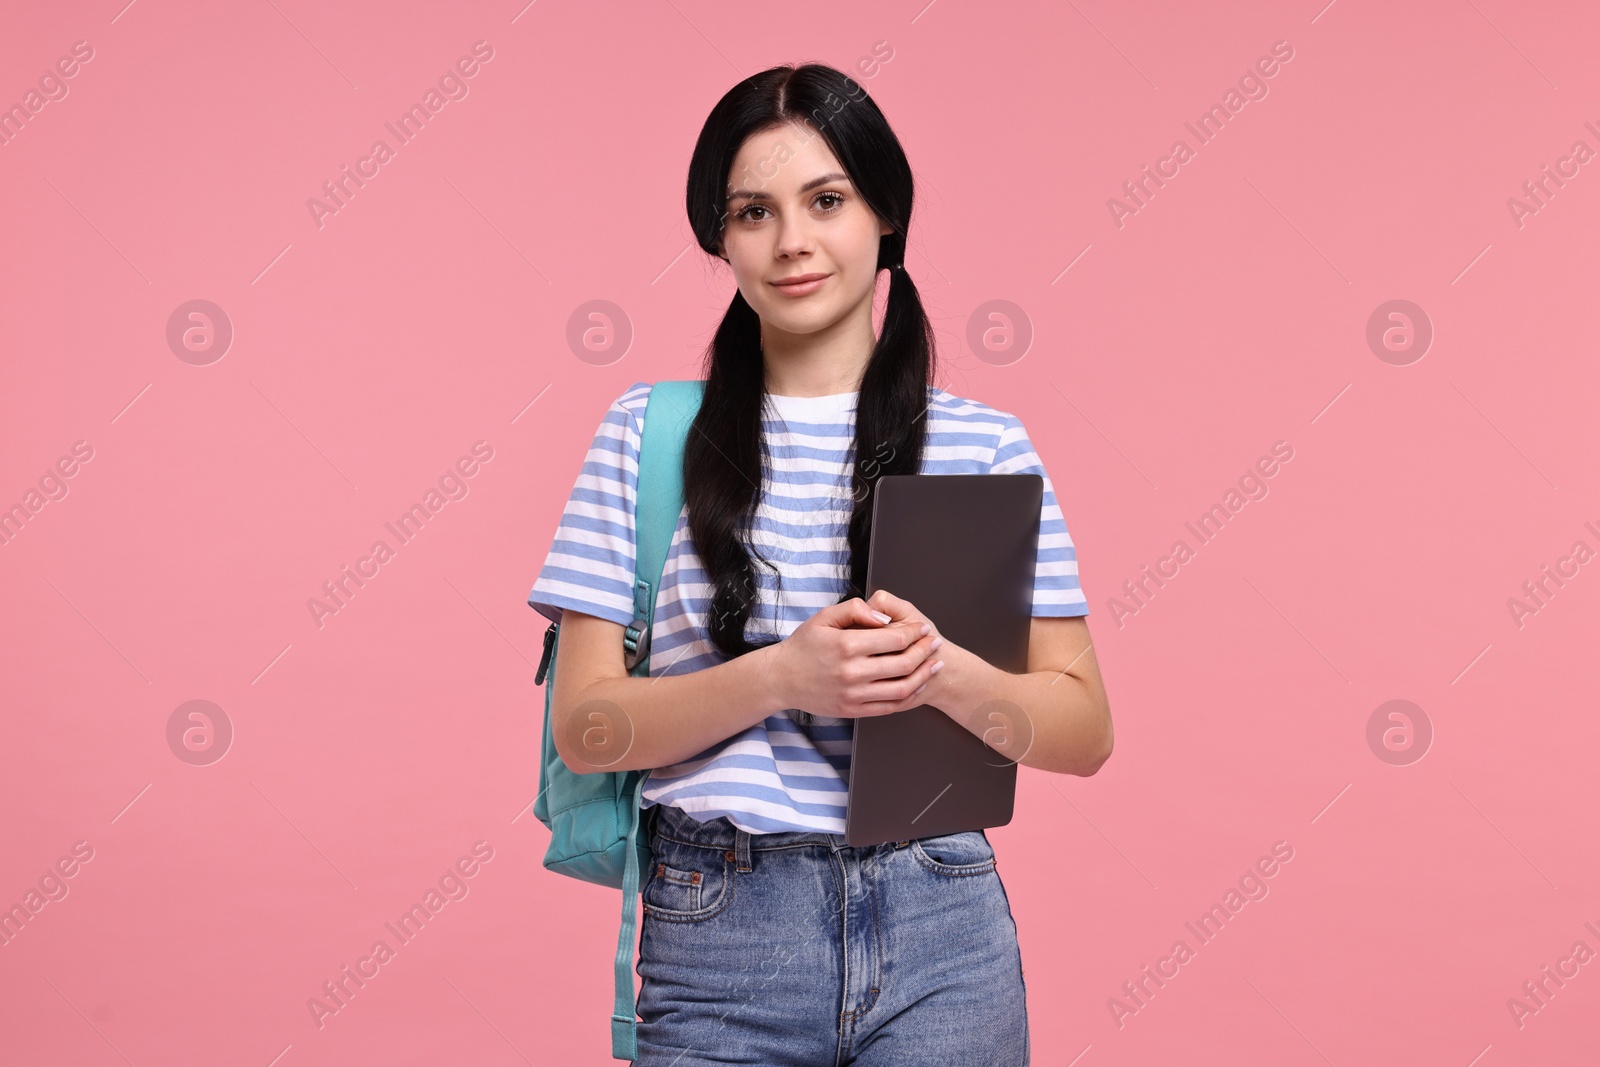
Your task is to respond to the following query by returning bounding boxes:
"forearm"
[926,643,1113,776]
[556,642,786,774]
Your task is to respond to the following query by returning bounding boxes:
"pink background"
[4,0,1598,1063]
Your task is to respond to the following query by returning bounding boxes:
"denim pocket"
[911,830,997,877]
[642,842,732,922]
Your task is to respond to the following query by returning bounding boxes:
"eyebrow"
[726,171,852,202]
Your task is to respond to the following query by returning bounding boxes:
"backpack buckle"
[622,613,651,672]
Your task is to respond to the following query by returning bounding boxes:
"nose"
[774,212,815,260]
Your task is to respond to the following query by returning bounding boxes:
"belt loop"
[735,827,752,872]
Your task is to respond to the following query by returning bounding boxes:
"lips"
[770,272,830,295]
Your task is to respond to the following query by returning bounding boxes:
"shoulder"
[613,379,709,437]
[586,381,653,446]
[924,385,1027,462]
[614,380,654,422]
[925,384,1018,428]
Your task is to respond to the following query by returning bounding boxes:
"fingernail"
[871,610,892,623]
[919,624,931,637]
[930,660,945,674]
[930,637,943,651]
[914,683,927,694]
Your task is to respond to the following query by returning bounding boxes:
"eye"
[731,192,847,223]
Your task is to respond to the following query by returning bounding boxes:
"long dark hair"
[683,63,937,660]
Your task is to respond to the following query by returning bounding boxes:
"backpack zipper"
[535,622,558,686]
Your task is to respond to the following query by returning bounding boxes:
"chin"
[761,306,841,334]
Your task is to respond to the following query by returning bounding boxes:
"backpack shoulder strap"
[611,378,704,1062]
[622,379,705,674]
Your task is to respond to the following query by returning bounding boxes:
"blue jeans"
[634,802,1030,1065]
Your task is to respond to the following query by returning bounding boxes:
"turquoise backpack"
[528,379,706,1061]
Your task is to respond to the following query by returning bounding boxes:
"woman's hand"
[768,595,945,720]
[863,588,942,642]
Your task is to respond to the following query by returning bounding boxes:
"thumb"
[825,597,893,629]
[867,588,913,617]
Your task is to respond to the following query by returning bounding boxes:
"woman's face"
[719,122,893,340]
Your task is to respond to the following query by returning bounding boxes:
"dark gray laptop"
[844,473,1042,847]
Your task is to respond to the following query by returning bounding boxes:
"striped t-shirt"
[528,380,1089,835]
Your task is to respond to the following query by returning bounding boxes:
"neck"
[760,303,875,397]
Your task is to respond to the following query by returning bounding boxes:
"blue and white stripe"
[529,381,1088,834]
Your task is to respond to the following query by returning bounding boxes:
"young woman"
[529,62,1113,1066]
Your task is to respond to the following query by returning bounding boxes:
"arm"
[549,610,786,773]
[864,590,1112,777]
[930,614,1113,777]
[958,410,1110,772]
[548,599,939,774]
